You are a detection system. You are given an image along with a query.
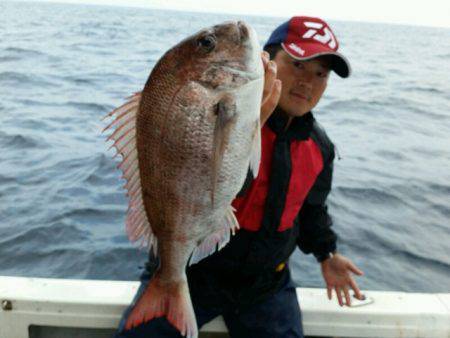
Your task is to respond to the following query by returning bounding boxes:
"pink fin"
[102,93,141,121]
[102,108,137,133]
[249,118,261,178]
[103,91,156,252]
[125,274,198,338]
[189,207,238,265]
[211,95,236,206]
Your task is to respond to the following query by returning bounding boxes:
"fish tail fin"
[166,280,198,338]
[125,273,198,338]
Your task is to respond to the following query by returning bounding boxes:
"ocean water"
[0,1,449,294]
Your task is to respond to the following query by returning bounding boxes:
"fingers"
[335,286,344,307]
[260,50,281,125]
[260,80,281,125]
[348,261,364,276]
[261,50,270,67]
[343,285,351,306]
[262,60,278,105]
[335,286,352,307]
[261,50,278,107]
[328,278,364,306]
[349,276,363,300]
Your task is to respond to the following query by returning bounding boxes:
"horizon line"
[6,0,450,30]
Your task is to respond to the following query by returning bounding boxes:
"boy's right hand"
[261,51,282,126]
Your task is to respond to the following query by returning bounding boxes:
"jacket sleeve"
[296,141,337,262]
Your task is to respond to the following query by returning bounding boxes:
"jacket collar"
[266,107,314,140]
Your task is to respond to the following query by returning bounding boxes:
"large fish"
[104,21,263,337]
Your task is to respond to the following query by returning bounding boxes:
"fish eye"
[197,35,216,53]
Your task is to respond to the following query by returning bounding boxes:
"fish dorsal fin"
[103,92,157,255]
[188,206,239,266]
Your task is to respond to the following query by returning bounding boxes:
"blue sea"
[1,1,449,293]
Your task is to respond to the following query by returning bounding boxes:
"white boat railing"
[0,276,449,338]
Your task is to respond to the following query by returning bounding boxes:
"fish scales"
[104,21,264,338]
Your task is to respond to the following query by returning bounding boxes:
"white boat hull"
[0,276,449,338]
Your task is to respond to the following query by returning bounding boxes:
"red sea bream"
[104,21,263,338]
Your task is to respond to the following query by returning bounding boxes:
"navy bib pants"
[114,268,304,338]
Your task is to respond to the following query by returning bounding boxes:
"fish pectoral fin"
[211,95,237,206]
[188,207,239,266]
[249,118,261,178]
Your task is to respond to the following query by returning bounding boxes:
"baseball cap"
[264,16,351,78]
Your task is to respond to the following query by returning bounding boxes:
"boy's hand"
[320,253,364,306]
[261,51,281,126]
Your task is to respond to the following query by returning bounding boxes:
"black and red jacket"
[142,108,338,305]
[185,108,338,307]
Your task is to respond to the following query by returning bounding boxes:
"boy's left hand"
[320,253,364,306]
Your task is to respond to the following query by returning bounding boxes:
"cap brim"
[281,43,351,78]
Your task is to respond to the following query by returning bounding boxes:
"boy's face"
[273,49,330,117]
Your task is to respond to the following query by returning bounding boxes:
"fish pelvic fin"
[211,95,237,207]
[124,273,198,338]
[188,206,239,266]
[103,91,156,252]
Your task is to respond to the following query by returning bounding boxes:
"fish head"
[164,21,264,90]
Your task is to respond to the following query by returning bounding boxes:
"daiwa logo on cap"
[302,21,337,49]
[288,43,305,56]
[263,16,351,77]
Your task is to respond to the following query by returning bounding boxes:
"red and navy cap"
[264,16,351,78]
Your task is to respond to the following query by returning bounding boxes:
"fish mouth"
[223,61,264,84]
[237,21,250,42]
[236,21,264,79]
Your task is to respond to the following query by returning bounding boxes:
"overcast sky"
[15,0,450,28]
